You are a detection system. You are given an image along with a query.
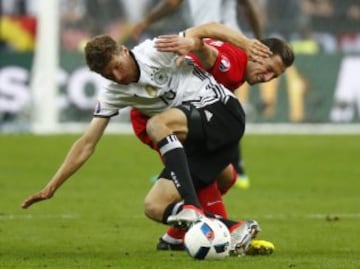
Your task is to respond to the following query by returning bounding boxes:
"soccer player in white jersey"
[22,22,294,255]
[132,0,263,190]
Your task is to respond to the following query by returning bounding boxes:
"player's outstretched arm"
[21,117,110,209]
[184,22,272,63]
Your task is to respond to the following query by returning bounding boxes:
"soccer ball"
[184,217,231,260]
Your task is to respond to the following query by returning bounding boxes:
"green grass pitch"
[0,134,359,269]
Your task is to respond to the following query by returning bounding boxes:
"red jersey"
[131,40,248,149]
[189,39,248,91]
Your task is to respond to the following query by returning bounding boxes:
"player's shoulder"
[133,38,175,67]
[132,39,154,55]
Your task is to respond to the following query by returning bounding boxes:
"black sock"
[161,202,184,224]
[158,135,201,207]
[162,203,238,229]
[204,211,238,229]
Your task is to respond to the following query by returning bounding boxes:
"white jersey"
[94,38,234,118]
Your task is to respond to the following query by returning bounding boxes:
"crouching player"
[131,22,292,254]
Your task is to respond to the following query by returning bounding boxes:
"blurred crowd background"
[1,0,360,53]
[1,0,360,131]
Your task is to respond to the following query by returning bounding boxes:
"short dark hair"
[84,35,119,73]
[261,38,295,67]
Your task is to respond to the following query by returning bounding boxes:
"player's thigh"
[144,178,181,209]
[146,108,189,142]
[216,164,236,193]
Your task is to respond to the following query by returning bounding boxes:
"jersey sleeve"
[93,99,119,118]
[206,40,248,91]
[93,86,123,118]
[188,39,248,91]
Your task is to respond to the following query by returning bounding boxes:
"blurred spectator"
[330,57,360,122]
[265,0,307,38]
[236,0,268,38]
[59,0,129,50]
[121,0,150,23]
[60,0,89,50]
[237,0,310,123]
[1,0,38,16]
[336,0,360,52]
[300,0,334,19]
[60,0,86,28]
[130,0,190,42]
[84,0,126,36]
[346,2,360,21]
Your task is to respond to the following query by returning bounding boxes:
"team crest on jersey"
[145,85,157,97]
[219,56,230,72]
[153,70,169,85]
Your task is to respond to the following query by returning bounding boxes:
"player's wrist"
[190,37,204,51]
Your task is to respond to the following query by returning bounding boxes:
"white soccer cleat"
[167,205,204,229]
[229,220,261,256]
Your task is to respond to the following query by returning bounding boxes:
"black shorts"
[159,97,245,189]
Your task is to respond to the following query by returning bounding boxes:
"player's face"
[245,55,286,85]
[102,46,137,84]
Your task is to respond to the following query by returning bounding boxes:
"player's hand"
[246,39,273,64]
[155,35,202,56]
[21,188,54,209]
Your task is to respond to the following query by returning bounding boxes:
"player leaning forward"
[22,22,294,255]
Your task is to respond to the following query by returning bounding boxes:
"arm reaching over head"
[185,22,272,62]
[154,22,272,69]
[21,117,109,209]
[155,34,216,69]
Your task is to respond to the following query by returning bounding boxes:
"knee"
[144,195,165,222]
[146,115,167,143]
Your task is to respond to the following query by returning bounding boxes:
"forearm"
[189,41,217,70]
[44,137,95,195]
[21,117,108,209]
[185,22,252,51]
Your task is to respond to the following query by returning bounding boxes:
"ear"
[112,66,123,80]
[119,45,129,54]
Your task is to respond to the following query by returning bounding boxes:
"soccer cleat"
[156,238,185,251]
[245,239,275,255]
[167,205,204,229]
[229,220,261,256]
[235,174,250,189]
